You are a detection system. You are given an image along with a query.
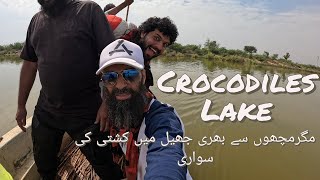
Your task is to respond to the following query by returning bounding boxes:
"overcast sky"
[1,0,320,65]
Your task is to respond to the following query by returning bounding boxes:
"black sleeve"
[145,62,154,89]
[145,67,154,88]
[20,15,37,62]
[91,2,115,54]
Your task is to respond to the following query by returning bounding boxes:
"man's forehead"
[103,64,135,72]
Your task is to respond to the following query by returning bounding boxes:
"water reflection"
[0,56,21,65]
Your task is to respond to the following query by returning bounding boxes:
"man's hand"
[95,100,109,132]
[16,107,27,132]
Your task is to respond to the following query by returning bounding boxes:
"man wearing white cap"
[96,39,192,180]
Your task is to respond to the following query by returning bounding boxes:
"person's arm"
[16,15,38,132]
[16,60,37,132]
[107,0,133,15]
[91,2,115,131]
[144,107,188,179]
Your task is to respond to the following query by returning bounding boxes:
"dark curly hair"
[104,3,116,12]
[138,17,178,45]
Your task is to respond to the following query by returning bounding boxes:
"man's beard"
[137,37,159,62]
[105,83,149,130]
[38,0,69,17]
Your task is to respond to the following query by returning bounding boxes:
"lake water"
[0,60,41,136]
[1,58,319,180]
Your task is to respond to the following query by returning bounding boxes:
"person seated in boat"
[96,39,192,179]
[103,0,137,39]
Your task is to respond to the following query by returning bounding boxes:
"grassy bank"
[163,40,320,74]
[0,50,21,64]
[0,42,23,63]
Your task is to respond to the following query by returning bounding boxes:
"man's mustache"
[147,45,160,56]
[112,87,134,96]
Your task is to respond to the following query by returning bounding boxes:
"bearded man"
[15,0,122,179]
[95,39,192,180]
[96,17,179,131]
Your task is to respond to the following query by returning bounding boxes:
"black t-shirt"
[20,0,115,115]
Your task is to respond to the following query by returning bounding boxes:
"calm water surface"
[0,61,41,136]
[0,58,319,180]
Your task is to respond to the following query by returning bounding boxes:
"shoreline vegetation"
[1,40,320,74]
[0,42,23,64]
[163,39,320,74]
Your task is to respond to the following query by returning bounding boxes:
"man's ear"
[141,69,146,84]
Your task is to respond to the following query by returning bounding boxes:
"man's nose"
[115,75,128,89]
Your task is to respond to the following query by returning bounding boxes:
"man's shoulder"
[144,99,183,134]
[67,0,100,12]
[76,0,99,7]
[76,0,96,5]
[69,0,104,19]
[148,99,175,116]
[27,11,45,28]
[31,11,44,20]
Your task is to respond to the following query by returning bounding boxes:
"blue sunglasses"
[101,69,140,86]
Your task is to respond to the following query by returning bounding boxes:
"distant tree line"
[2,40,292,62]
[166,39,292,62]
[1,40,319,73]
[0,42,24,52]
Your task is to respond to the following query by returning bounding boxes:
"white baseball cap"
[96,39,144,75]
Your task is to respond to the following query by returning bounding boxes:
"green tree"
[204,39,219,54]
[244,46,257,54]
[283,52,290,60]
[218,47,228,56]
[226,49,247,57]
[254,54,267,61]
[271,54,279,60]
[263,51,269,58]
[195,44,206,55]
[183,44,200,53]
[168,42,183,53]
[9,43,20,50]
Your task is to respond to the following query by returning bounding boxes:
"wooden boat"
[0,117,95,180]
[0,117,39,179]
